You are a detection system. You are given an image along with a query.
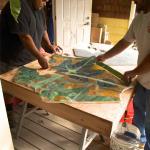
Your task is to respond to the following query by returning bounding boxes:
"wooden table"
[0,59,134,150]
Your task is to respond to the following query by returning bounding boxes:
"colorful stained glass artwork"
[12,55,126,103]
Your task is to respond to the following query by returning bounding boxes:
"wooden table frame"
[0,62,133,150]
[14,101,98,150]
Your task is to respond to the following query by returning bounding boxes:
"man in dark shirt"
[0,0,59,127]
[0,0,58,74]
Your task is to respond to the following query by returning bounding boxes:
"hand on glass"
[39,47,49,56]
[51,45,63,55]
[38,55,49,69]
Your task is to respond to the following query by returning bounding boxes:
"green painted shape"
[70,87,89,100]
[97,79,116,88]
[49,58,56,63]
[96,61,124,81]
[65,72,125,89]
[69,56,96,72]
[13,67,45,85]
[40,90,59,100]
[52,56,124,88]
[10,0,21,23]
[76,94,119,102]
[13,58,123,103]
[62,91,119,102]
[53,56,96,74]
[32,74,62,90]
[40,84,89,101]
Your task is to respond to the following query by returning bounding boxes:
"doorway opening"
[90,0,136,45]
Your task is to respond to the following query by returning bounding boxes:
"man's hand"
[50,45,63,55]
[96,54,106,62]
[37,56,49,69]
[39,47,50,56]
[42,31,63,55]
[123,70,137,85]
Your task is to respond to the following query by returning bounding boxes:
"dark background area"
[92,0,132,19]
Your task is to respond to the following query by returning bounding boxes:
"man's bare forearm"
[19,34,48,69]
[19,34,42,59]
[104,39,131,59]
[42,31,53,50]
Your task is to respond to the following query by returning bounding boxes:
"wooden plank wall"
[91,0,132,44]
[92,0,131,19]
[99,17,129,44]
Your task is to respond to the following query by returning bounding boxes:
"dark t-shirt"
[0,0,46,66]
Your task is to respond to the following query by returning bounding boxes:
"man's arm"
[97,39,131,61]
[42,31,54,52]
[19,34,48,69]
[42,31,62,53]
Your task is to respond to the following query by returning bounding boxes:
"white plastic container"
[110,123,143,150]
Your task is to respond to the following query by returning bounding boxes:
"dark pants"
[133,82,150,150]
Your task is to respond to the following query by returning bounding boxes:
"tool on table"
[96,61,123,80]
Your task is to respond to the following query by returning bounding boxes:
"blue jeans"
[133,82,150,150]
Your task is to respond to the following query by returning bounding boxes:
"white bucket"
[110,123,142,150]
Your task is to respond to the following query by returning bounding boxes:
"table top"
[0,55,134,137]
[73,43,138,66]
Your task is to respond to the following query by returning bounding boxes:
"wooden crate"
[90,27,103,43]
